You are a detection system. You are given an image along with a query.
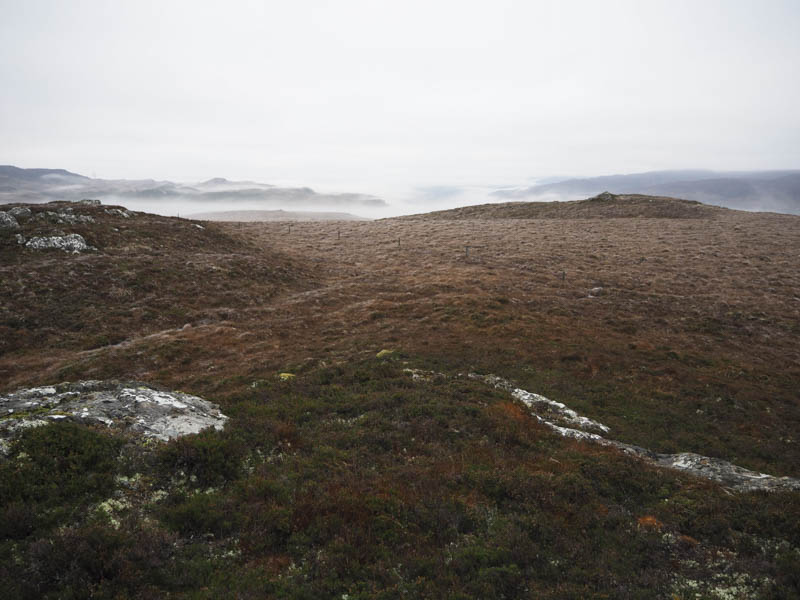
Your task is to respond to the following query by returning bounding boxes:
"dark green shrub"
[160,491,240,536]
[9,521,176,600]
[0,422,121,536]
[158,427,245,487]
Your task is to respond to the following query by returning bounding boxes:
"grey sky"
[1,0,799,196]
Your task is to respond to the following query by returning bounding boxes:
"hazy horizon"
[2,0,799,201]
[5,164,800,219]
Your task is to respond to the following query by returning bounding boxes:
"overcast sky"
[1,0,799,196]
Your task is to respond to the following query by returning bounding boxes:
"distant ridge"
[493,169,800,215]
[0,165,386,208]
[0,165,89,181]
[405,193,728,220]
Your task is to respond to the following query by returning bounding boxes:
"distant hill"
[0,165,386,208]
[492,169,800,215]
[406,192,725,220]
[0,165,89,183]
[189,209,369,222]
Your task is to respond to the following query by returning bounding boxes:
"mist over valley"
[5,165,800,220]
[2,1,800,597]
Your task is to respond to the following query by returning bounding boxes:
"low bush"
[157,427,245,488]
[0,422,121,537]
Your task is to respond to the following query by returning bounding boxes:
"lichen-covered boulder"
[8,206,32,220]
[25,233,93,253]
[0,381,228,454]
[0,211,19,230]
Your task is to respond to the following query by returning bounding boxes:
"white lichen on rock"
[671,570,774,600]
[105,207,133,218]
[25,233,94,253]
[37,210,95,225]
[0,210,20,230]
[403,368,447,383]
[8,206,32,220]
[473,373,611,434]
[413,370,800,493]
[0,381,227,453]
[656,452,797,492]
[94,497,131,529]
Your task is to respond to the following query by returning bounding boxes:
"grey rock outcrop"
[655,453,799,493]
[465,372,800,493]
[0,381,228,455]
[0,211,20,230]
[37,210,95,225]
[25,233,93,253]
[8,206,32,220]
[476,373,610,434]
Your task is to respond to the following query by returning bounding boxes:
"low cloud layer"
[1,1,798,189]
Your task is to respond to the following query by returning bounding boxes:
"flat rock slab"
[0,381,227,454]
[655,452,800,493]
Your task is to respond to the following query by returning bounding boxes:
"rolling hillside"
[1,195,799,598]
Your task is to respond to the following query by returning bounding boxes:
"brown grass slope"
[1,195,800,598]
[0,201,317,364]
[2,194,799,479]
[256,198,800,477]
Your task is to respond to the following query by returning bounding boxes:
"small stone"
[590,191,616,201]
[588,287,604,297]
